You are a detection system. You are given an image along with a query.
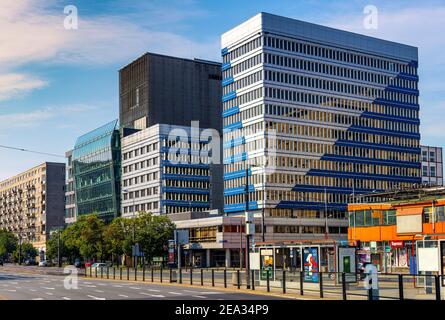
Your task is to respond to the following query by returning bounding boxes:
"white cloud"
[0,0,218,101]
[0,73,47,101]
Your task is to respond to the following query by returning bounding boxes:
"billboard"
[303,247,319,283]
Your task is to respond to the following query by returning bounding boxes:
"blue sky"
[0,0,444,180]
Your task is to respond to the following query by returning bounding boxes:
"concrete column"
[206,249,211,268]
[225,248,231,268]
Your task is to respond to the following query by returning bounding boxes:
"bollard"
[201,269,204,286]
[398,274,404,300]
[170,268,173,283]
[435,275,441,301]
[266,270,270,292]
[237,270,240,289]
[151,268,154,282]
[319,272,323,298]
[107,267,109,279]
[134,267,137,281]
[95,267,97,278]
[113,267,115,280]
[179,268,182,284]
[120,267,122,280]
[90,266,92,278]
[251,270,255,290]
[223,269,227,288]
[212,269,215,287]
[100,267,103,279]
[190,268,193,285]
[127,267,129,281]
[143,266,145,282]
[160,267,163,283]
[300,271,304,295]
[342,273,347,301]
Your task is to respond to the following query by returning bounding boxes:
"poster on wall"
[260,249,274,280]
[303,247,319,283]
[337,246,357,283]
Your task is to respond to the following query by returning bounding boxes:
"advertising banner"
[303,247,319,283]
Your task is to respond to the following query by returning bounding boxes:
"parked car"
[91,263,108,272]
[85,261,93,267]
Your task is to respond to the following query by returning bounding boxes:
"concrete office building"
[421,145,443,186]
[72,120,121,221]
[0,162,65,256]
[64,150,77,224]
[221,13,421,243]
[119,52,222,133]
[121,123,223,217]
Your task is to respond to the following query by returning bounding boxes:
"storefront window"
[383,210,396,225]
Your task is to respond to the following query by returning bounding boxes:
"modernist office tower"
[0,162,65,255]
[121,123,223,216]
[119,52,222,133]
[72,120,121,221]
[221,13,420,241]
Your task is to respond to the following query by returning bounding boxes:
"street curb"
[81,275,318,300]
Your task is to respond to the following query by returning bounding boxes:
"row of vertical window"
[123,157,159,174]
[122,142,158,160]
[264,35,416,75]
[222,53,263,79]
[165,179,209,189]
[265,68,418,106]
[123,186,159,200]
[223,70,263,95]
[265,103,418,134]
[223,104,263,128]
[264,52,417,90]
[266,120,419,149]
[123,201,159,214]
[122,171,159,187]
[224,87,264,110]
[165,193,209,202]
[164,153,211,165]
[164,206,208,214]
[164,166,209,177]
[222,36,262,63]
[265,155,420,177]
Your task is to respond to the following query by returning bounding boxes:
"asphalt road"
[0,271,285,300]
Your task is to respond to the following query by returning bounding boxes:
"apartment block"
[64,150,77,224]
[0,162,66,255]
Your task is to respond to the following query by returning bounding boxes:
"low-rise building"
[348,186,445,275]
[0,162,66,257]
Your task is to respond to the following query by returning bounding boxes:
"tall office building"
[0,162,65,256]
[119,52,222,132]
[421,145,443,186]
[72,120,121,221]
[221,13,420,241]
[121,123,223,216]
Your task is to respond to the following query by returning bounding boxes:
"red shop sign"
[390,241,404,248]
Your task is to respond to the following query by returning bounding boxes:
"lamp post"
[245,167,251,289]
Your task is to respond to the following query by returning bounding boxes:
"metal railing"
[83,267,444,301]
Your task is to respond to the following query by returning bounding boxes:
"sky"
[0,0,444,180]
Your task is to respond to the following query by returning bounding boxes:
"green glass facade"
[73,120,121,221]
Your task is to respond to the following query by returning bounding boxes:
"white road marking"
[7,289,16,292]
[118,294,129,298]
[32,298,44,300]
[62,297,71,300]
[168,292,182,295]
[87,295,106,300]
[139,292,165,298]
[85,285,97,288]
[113,285,123,288]
[193,295,207,299]
[147,289,160,292]
[42,287,55,290]
[95,290,104,293]
[45,292,53,296]
[30,289,36,292]
[130,287,141,290]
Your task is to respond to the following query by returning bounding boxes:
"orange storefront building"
[348,191,445,274]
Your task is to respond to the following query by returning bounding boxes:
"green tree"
[135,212,176,263]
[77,214,106,261]
[13,242,38,262]
[103,217,128,265]
[46,230,67,262]
[0,229,18,261]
